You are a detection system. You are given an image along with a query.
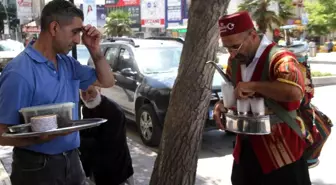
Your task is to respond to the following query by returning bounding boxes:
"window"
[105,47,119,70]
[120,48,131,60]
[136,47,182,73]
[116,48,134,71]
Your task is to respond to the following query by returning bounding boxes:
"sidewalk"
[0,146,12,185]
[309,52,336,63]
[0,138,212,185]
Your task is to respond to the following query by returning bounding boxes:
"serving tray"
[2,118,107,138]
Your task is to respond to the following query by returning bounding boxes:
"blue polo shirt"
[0,43,97,155]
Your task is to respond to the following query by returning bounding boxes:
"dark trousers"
[231,138,311,185]
[10,147,87,185]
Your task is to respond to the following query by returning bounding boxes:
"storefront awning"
[22,26,40,33]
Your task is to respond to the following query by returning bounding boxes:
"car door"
[103,46,139,114]
[115,46,139,113]
[100,45,122,106]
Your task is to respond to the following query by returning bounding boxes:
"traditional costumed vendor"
[213,11,311,185]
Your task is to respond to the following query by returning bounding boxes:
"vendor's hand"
[213,101,226,130]
[82,24,101,53]
[234,82,256,99]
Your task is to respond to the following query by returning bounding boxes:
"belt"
[14,147,76,158]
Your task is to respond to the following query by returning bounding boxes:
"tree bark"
[149,1,230,185]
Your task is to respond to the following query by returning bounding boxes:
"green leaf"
[105,9,133,37]
[305,0,336,35]
[238,0,295,33]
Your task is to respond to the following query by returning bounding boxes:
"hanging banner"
[184,0,191,19]
[105,0,140,7]
[167,0,182,22]
[96,5,107,27]
[80,4,106,27]
[141,0,165,28]
[83,0,98,27]
[16,0,33,24]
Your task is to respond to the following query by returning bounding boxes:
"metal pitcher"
[206,61,232,85]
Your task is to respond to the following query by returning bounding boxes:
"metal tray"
[225,112,271,135]
[2,118,107,138]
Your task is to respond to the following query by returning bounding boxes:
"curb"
[312,76,336,87]
[308,60,336,65]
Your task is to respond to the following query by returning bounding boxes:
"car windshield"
[0,43,11,51]
[68,45,90,65]
[0,40,24,52]
[135,47,182,74]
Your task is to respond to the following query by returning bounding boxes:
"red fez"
[218,11,254,37]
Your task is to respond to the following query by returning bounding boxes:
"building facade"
[105,0,141,32]
[0,0,20,39]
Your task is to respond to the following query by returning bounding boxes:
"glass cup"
[221,82,236,108]
[237,99,250,115]
[249,97,265,116]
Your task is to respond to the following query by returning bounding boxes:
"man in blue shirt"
[0,0,114,184]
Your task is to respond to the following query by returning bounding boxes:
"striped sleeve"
[271,53,305,94]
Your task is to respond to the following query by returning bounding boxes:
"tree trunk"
[149,1,230,185]
[257,20,267,34]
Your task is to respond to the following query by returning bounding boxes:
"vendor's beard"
[83,95,102,109]
[233,52,254,65]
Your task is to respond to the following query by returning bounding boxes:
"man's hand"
[213,101,226,130]
[82,24,101,53]
[234,82,256,99]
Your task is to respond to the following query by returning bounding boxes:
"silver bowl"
[225,112,271,135]
[8,123,32,133]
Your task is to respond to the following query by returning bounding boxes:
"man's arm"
[253,56,304,102]
[89,50,115,88]
[0,72,62,146]
[81,25,114,88]
[235,56,304,102]
[0,124,61,147]
[249,81,303,102]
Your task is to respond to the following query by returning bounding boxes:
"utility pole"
[69,0,77,60]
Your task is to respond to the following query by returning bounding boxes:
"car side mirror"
[121,68,137,77]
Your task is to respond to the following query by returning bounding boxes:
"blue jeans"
[10,147,87,185]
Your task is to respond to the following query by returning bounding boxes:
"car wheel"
[136,104,162,147]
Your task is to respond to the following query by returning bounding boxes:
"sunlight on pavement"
[309,86,336,185]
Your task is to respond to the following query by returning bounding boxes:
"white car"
[68,44,90,66]
[0,39,24,52]
[0,39,24,75]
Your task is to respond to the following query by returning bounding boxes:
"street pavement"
[0,86,335,185]
[309,52,336,75]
